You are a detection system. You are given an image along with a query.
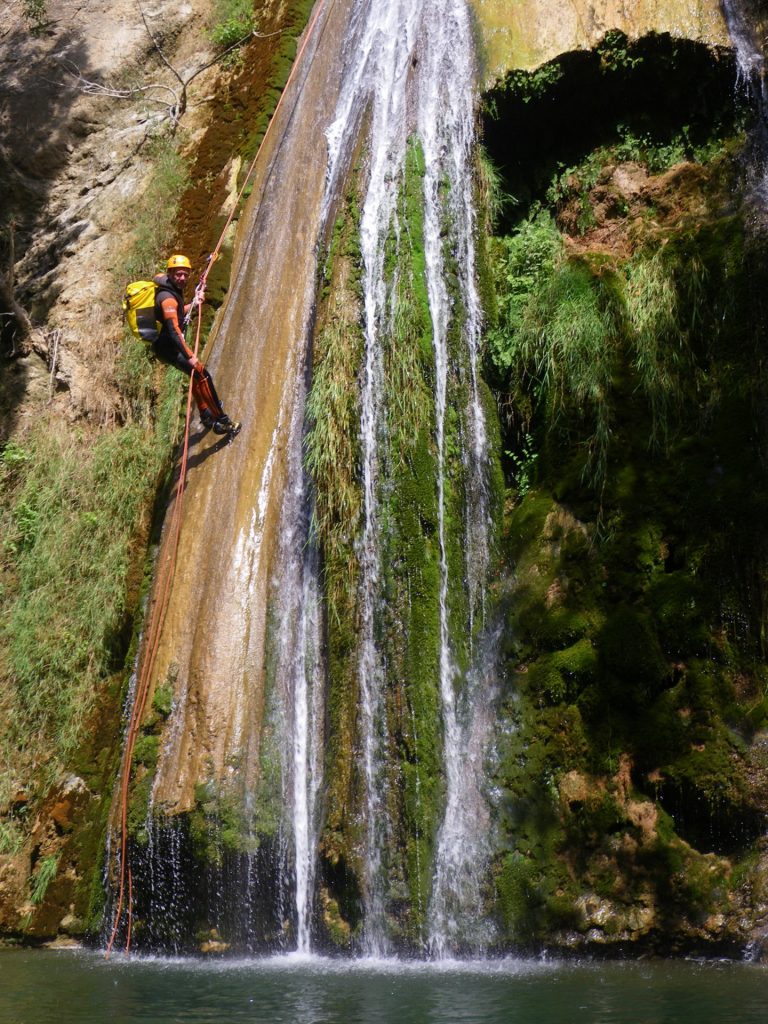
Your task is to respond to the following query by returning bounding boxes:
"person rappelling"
[151,254,240,436]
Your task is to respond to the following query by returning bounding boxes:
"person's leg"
[191,367,224,422]
[153,337,239,434]
[153,338,220,423]
[190,364,239,434]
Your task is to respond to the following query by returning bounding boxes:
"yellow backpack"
[123,280,161,343]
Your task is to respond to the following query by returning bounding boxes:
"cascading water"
[269,386,325,954]
[112,0,498,956]
[722,0,768,201]
[321,0,496,956]
[722,0,766,95]
[414,0,496,957]
[416,0,491,636]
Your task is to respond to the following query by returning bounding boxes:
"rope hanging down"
[105,0,330,957]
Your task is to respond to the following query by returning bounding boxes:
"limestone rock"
[470,0,730,84]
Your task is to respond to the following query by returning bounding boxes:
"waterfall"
[414,0,495,957]
[112,0,497,956]
[722,0,768,203]
[322,0,495,955]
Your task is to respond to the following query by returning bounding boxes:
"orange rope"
[104,0,330,958]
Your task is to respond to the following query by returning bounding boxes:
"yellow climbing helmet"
[167,254,192,270]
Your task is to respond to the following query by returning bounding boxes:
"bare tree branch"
[47,327,61,400]
[57,5,284,132]
[56,62,178,107]
[137,2,184,87]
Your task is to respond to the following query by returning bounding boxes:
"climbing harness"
[105,0,332,958]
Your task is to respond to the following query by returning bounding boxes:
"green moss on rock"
[486,77,768,949]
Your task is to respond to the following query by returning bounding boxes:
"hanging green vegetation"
[476,147,511,237]
[624,248,690,443]
[485,209,562,383]
[0,819,24,856]
[378,141,443,940]
[488,224,618,491]
[518,258,618,488]
[488,168,733,496]
[0,374,182,798]
[305,304,364,582]
[30,854,59,905]
[304,189,365,899]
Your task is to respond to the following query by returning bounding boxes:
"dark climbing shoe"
[213,415,241,437]
[200,410,216,430]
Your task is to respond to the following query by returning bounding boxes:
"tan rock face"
[469,0,731,83]
[1,0,242,425]
[150,0,359,813]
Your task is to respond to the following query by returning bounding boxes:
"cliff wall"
[470,0,729,82]
[1,0,767,956]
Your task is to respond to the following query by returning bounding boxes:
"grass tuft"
[305,308,363,577]
[30,854,59,905]
[624,249,689,443]
[122,135,191,282]
[514,258,619,489]
[209,0,256,50]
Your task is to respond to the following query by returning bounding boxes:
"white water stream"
[722,0,768,202]
[322,0,495,955]
[722,0,765,87]
[415,0,494,956]
[125,0,496,957]
[271,387,325,954]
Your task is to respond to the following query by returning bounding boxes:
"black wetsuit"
[152,274,224,419]
[153,274,195,374]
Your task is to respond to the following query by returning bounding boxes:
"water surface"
[1,950,767,1024]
